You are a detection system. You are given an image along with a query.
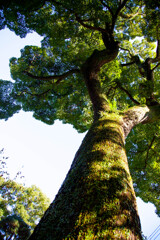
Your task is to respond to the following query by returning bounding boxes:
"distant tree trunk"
[29,109,146,239]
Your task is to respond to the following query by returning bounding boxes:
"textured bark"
[27,44,154,240]
[81,43,119,120]
[29,113,143,240]
[123,105,160,137]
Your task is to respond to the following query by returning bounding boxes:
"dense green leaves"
[126,124,160,216]
[0,179,50,230]
[0,80,21,120]
[143,0,160,41]
[0,0,46,37]
[10,45,93,131]
[0,150,50,238]
[8,1,159,127]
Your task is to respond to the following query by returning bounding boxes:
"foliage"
[0,80,21,120]
[0,0,46,37]
[0,214,30,240]
[0,149,50,238]
[0,0,160,237]
[126,123,160,216]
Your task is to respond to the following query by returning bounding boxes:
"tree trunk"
[29,112,143,240]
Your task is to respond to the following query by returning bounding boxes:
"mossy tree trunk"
[28,43,150,239]
[29,110,145,240]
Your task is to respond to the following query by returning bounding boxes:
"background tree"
[0,0,160,239]
[0,214,30,240]
[0,149,50,238]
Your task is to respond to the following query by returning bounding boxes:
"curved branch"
[24,69,81,84]
[75,13,105,33]
[52,0,105,33]
[121,61,135,66]
[111,0,129,31]
[144,135,156,169]
[18,89,51,98]
[120,46,133,57]
[117,83,140,105]
[100,1,129,34]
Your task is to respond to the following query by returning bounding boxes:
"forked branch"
[75,13,105,33]
[100,0,114,17]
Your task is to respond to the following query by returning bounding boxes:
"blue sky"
[0,28,159,238]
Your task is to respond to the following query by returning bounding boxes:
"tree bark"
[28,42,160,239]
[81,44,119,120]
[27,45,155,240]
[29,110,145,240]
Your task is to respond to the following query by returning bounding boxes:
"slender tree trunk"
[29,111,143,240]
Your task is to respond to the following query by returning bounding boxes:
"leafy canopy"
[0,0,160,216]
[8,1,159,130]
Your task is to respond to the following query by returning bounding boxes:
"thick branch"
[82,46,119,119]
[111,0,129,31]
[121,61,135,66]
[122,105,160,137]
[24,69,81,84]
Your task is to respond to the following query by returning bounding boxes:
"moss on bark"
[29,113,142,240]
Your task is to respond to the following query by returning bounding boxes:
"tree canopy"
[0,0,160,238]
[0,0,46,37]
[6,0,159,128]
